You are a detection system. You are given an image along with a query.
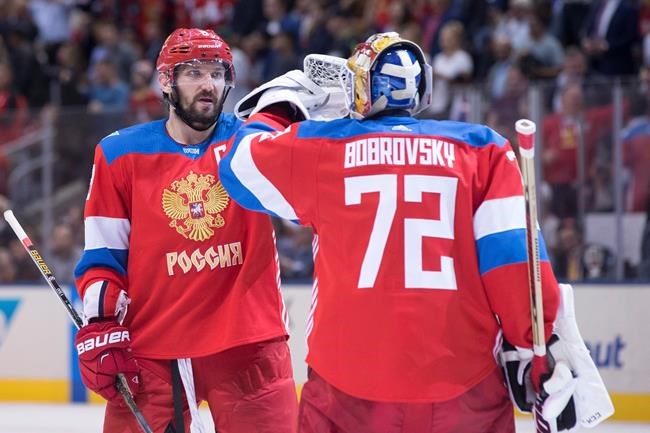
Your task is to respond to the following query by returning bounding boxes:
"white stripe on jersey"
[84,216,130,250]
[230,132,299,220]
[305,234,320,353]
[272,229,290,334]
[473,196,526,240]
[82,280,105,324]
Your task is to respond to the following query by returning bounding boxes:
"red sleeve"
[74,145,131,318]
[235,112,321,226]
[474,142,559,348]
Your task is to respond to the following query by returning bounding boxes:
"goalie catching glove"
[500,284,614,432]
[234,70,335,121]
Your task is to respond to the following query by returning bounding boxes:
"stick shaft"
[516,119,550,433]
[515,120,546,356]
[521,157,546,355]
[3,210,153,433]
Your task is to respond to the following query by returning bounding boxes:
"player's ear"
[159,72,172,94]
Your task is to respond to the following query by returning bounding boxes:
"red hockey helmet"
[156,28,235,85]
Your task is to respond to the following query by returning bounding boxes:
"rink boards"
[0,284,649,421]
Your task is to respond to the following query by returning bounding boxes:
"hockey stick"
[515,119,552,432]
[3,210,153,433]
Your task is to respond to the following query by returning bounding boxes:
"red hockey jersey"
[220,113,560,402]
[75,115,288,359]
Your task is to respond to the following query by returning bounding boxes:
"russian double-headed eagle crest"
[162,171,229,241]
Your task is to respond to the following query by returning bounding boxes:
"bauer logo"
[0,299,20,349]
[585,335,626,369]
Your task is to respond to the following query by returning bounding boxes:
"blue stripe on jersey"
[476,228,549,275]
[296,116,507,148]
[74,248,128,278]
[621,121,650,141]
[100,114,242,164]
[220,120,296,221]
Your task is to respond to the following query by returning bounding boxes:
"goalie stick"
[3,210,153,433]
[515,120,546,365]
[515,119,553,432]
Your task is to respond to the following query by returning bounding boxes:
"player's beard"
[172,87,223,131]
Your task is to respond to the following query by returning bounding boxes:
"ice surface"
[0,403,647,433]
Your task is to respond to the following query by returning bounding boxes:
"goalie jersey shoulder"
[296,117,508,149]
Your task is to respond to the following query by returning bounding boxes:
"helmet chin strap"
[169,86,231,132]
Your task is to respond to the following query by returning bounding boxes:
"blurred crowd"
[2,0,650,283]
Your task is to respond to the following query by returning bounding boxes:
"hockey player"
[219,32,613,432]
[73,28,298,433]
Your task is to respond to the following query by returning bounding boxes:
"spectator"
[28,0,73,65]
[552,0,591,47]
[0,0,646,286]
[88,21,138,84]
[519,10,565,80]
[553,218,584,281]
[582,243,615,280]
[61,204,85,246]
[586,164,615,212]
[263,31,301,81]
[429,20,473,118]
[8,237,40,282]
[230,0,265,38]
[370,0,414,34]
[88,58,129,113]
[143,21,166,66]
[2,12,47,106]
[262,0,300,44]
[486,63,529,139]
[543,83,613,218]
[456,0,490,44]
[551,46,588,111]
[223,36,262,112]
[329,0,368,39]
[177,0,235,29]
[581,0,640,77]
[540,182,561,261]
[129,59,164,123]
[0,247,15,282]
[0,0,38,44]
[471,4,507,80]
[295,0,333,56]
[494,0,533,55]
[421,0,458,59]
[53,41,88,107]
[43,223,82,283]
[622,68,650,212]
[324,9,362,58]
[486,32,515,101]
[0,61,29,144]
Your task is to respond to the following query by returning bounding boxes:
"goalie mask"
[156,28,235,130]
[345,32,432,119]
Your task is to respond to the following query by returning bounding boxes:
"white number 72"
[344,174,458,290]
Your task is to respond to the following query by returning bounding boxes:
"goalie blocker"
[500,284,614,431]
